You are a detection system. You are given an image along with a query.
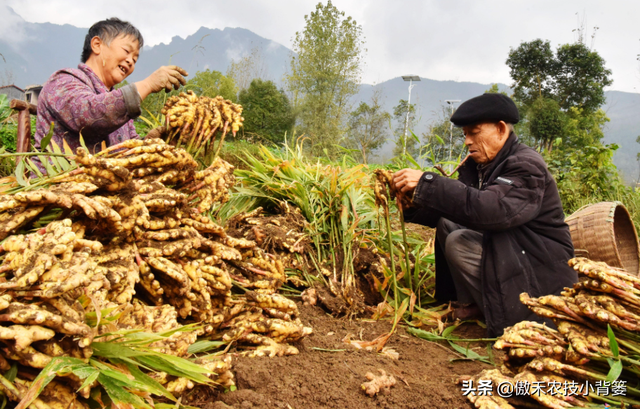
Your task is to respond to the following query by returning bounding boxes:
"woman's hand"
[135,65,188,100]
[392,168,425,195]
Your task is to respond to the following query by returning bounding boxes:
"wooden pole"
[9,99,37,154]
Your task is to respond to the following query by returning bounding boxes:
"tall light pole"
[401,75,420,157]
[445,99,460,166]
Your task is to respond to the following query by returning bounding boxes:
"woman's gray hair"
[81,18,144,63]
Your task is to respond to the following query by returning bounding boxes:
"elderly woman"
[34,17,187,169]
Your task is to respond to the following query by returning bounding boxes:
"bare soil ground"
[185,302,491,409]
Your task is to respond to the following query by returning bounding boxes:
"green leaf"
[16,357,86,409]
[117,359,175,401]
[97,373,151,408]
[36,154,56,177]
[442,323,459,338]
[405,154,420,169]
[4,364,17,382]
[76,370,99,392]
[47,141,65,173]
[406,327,441,342]
[78,133,88,150]
[91,360,161,395]
[447,341,493,365]
[485,343,495,365]
[14,159,28,187]
[40,122,55,152]
[91,342,149,358]
[136,354,212,383]
[607,325,619,357]
[606,359,623,382]
[71,366,99,380]
[187,340,226,354]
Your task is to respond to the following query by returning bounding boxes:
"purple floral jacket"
[34,64,142,167]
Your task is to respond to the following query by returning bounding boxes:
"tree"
[226,47,268,93]
[505,39,556,108]
[286,1,365,157]
[507,36,619,209]
[507,40,612,114]
[188,69,237,101]
[392,99,418,157]
[238,79,295,144]
[554,43,612,113]
[345,89,390,164]
[527,98,568,152]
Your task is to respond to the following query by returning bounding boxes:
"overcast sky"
[2,0,639,93]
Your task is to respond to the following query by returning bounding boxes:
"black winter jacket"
[405,133,578,336]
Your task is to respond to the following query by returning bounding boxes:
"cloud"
[3,0,639,92]
[0,5,29,47]
[225,45,247,63]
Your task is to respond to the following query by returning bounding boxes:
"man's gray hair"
[81,18,144,63]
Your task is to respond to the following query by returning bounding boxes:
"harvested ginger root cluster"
[161,90,243,155]
[463,258,640,409]
[0,138,311,403]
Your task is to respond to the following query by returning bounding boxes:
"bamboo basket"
[565,201,640,275]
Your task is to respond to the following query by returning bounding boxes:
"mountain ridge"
[0,13,638,181]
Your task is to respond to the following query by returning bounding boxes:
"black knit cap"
[450,93,520,127]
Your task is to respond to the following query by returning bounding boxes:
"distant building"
[0,85,25,101]
[24,85,43,105]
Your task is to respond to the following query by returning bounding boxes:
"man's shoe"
[451,303,483,321]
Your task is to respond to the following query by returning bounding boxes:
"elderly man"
[393,93,577,336]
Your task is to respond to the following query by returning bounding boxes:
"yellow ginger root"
[514,371,578,409]
[12,189,73,208]
[137,259,164,304]
[195,355,235,387]
[0,294,11,310]
[224,317,312,344]
[150,355,234,395]
[0,325,55,351]
[147,256,191,292]
[246,291,299,316]
[3,343,53,368]
[13,378,89,409]
[45,298,85,323]
[199,264,232,294]
[0,206,45,240]
[107,303,196,357]
[362,369,396,396]
[0,302,92,339]
[239,333,299,358]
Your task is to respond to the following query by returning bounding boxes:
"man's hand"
[393,168,425,196]
[135,65,188,100]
